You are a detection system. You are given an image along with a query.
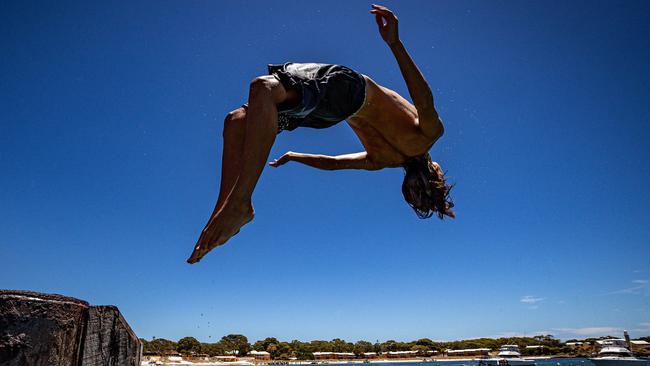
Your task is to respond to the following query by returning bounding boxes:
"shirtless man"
[187,4,454,264]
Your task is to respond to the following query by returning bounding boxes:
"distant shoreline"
[262,356,556,364]
[141,356,565,366]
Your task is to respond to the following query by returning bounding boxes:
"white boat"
[589,336,647,366]
[478,345,535,366]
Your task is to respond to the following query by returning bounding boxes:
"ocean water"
[314,360,596,366]
[535,358,593,366]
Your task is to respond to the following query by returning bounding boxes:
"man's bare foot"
[187,203,254,264]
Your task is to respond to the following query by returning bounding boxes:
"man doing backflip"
[188,4,454,264]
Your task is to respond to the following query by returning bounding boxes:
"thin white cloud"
[486,331,551,339]
[554,327,622,337]
[521,295,544,304]
[634,322,650,332]
[491,331,528,338]
[605,279,650,295]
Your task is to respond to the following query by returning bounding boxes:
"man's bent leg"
[188,76,291,263]
[194,108,248,248]
[216,108,247,212]
[224,76,284,205]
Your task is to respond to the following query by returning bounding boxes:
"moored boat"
[478,345,535,366]
[589,334,647,366]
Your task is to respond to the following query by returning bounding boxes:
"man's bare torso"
[188,4,450,264]
[347,75,437,167]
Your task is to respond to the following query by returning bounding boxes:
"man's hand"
[269,151,294,167]
[269,151,384,171]
[371,4,399,46]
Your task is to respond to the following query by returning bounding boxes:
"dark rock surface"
[0,290,88,366]
[82,306,141,366]
[0,290,141,366]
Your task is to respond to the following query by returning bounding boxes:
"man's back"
[347,75,440,166]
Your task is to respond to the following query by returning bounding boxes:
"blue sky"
[1,0,649,343]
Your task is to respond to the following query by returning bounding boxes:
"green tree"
[254,337,280,353]
[202,342,226,356]
[273,342,294,360]
[219,334,251,355]
[177,337,201,355]
[140,339,150,352]
[291,340,314,360]
[146,338,177,354]
[310,340,332,352]
[331,338,353,353]
[415,338,436,349]
[411,344,429,354]
[380,340,411,352]
[353,341,374,355]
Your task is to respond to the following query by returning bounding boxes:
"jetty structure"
[0,289,141,366]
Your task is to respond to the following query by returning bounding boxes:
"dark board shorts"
[243,62,367,133]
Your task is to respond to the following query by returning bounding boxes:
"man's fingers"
[269,159,284,167]
[371,10,389,26]
[373,4,394,17]
[371,11,394,24]
[371,4,393,15]
[370,5,396,21]
[374,13,384,27]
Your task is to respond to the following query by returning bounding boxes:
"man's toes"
[187,253,200,264]
[189,246,202,260]
[187,242,207,264]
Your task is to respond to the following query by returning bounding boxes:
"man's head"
[401,153,455,219]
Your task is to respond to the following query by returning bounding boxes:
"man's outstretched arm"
[371,4,444,141]
[269,151,382,171]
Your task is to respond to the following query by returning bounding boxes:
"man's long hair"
[401,153,455,219]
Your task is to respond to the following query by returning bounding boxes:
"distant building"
[335,352,356,359]
[249,350,271,360]
[446,348,491,357]
[524,345,548,355]
[186,354,210,362]
[213,355,238,362]
[565,342,583,347]
[167,356,183,362]
[363,352,379,359]
[387,351,419,358]
[313,352,356,360]
[630,340,650,353]
[313,352,331,360]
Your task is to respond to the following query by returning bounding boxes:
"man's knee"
[223,107,246,137]
[226,107,246,123]
[249,76,282,100]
